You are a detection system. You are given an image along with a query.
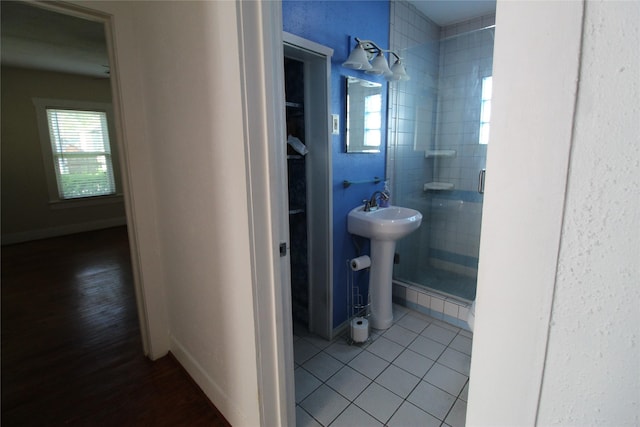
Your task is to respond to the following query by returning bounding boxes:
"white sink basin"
[348,205,423,241]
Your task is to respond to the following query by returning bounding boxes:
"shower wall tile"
[440,13,495,40]
[390,1,492,299]
[444,301,459,319]
[430,258,478,279]
[418,292,430,308]
[392,282,472,330]
[406,288,418,303]
[426,15,494,280]
[430,296,444,315]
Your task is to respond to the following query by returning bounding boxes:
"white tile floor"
[294,304,472,427]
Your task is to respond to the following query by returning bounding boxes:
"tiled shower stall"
[388,1,495,309]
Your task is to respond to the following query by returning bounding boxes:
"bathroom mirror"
[346,76,383,153]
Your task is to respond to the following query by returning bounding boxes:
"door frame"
[25,0,161,356]
[283,32,334,340]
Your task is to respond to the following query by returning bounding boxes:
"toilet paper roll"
[350,317,369,343]
[350,255,371,271]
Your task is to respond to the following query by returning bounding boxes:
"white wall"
[69,2,264,425]
[131,3,261,425]
[468,0,639,425]
[537,0,640,424]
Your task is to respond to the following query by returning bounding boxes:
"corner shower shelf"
[424,182,455,191]
[425,149,456,158]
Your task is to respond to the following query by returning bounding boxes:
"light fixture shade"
[366,52,392,76]
[342,43,372,70]
[385,69,401,81]
[390,59,410,81]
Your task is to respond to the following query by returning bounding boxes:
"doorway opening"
[283,33,333,340]
[0,2,148,350]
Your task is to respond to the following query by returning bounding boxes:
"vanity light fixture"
[389,56,409,81]
[342,37,410,81]
[342,41,373,70]
[368,51,393,76]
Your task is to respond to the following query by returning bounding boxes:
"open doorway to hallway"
[1,228,230,425]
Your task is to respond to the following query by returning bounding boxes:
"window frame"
[33,98,123,208]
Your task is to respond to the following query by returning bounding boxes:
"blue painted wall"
[282,0,390,329]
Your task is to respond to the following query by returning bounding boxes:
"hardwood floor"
[1,227,231,426]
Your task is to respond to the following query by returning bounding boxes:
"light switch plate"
[332,114,339,135]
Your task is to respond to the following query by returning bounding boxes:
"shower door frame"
[388,26,495,303]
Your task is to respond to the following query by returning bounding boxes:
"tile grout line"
[440,377,471,426]
[295,307,471,426]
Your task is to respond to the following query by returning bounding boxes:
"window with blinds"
[46,109,116,199]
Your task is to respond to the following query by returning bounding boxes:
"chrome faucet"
[364,191,389,212]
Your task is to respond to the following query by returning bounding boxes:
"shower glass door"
[388,26,494,302]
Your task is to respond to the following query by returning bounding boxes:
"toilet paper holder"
[346,259,371,345]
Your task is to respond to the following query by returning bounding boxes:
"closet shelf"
[425,149,456,158]
[424,182,455,191]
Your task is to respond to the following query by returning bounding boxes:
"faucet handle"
[362,199,371,211]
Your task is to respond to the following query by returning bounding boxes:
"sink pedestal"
[347,204,423,331]
[368,239,396,330]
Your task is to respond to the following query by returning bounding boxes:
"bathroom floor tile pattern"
[294,305,472,427]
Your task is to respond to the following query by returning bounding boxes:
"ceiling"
[1,1,109,79]
[1,1,495,79]
[408,0,496,26]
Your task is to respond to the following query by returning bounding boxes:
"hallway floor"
[1,227,230,426]
[294,306,472,427]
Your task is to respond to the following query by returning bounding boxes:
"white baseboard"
[1,217,127,245]
[169,335,245,427]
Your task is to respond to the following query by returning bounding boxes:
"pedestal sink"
[348,205,422,330]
